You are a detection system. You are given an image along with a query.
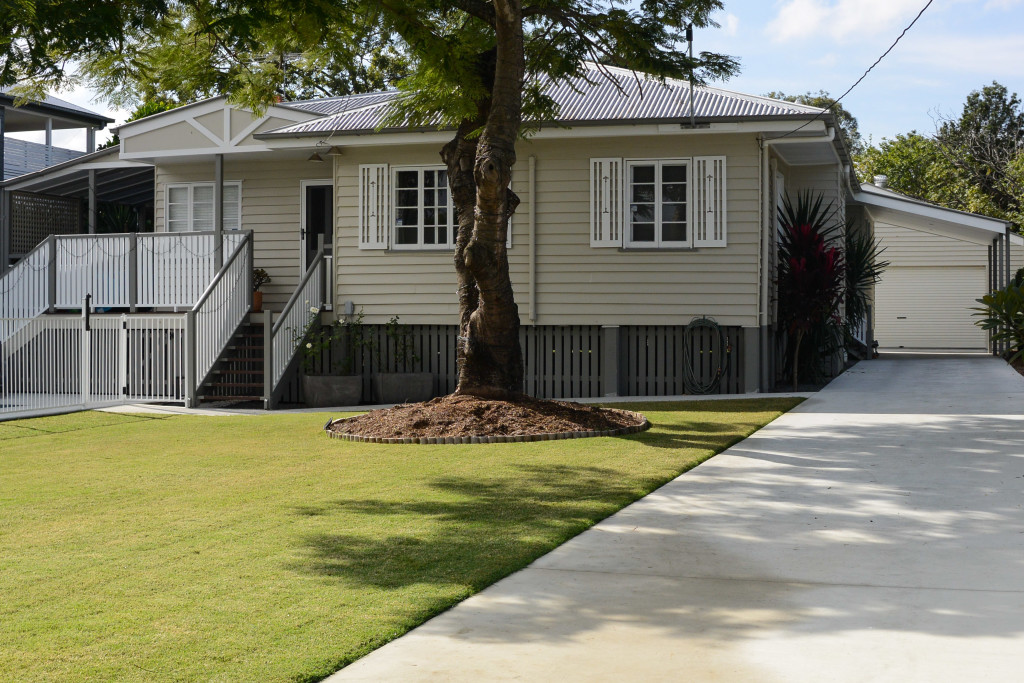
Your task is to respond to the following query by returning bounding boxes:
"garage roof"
[854,182,1022,246]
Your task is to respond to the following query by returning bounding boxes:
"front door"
[302,182,333,271]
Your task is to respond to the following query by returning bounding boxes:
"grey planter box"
[372,372,435,404]
[302,374,362,408]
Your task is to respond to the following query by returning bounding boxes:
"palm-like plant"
[777,191,846,390]
[844,220,889,334]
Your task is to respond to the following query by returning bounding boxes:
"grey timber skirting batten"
[323,411,651,445]
[278,323,745,404]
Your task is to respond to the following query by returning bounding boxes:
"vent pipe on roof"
[873,175,888,188]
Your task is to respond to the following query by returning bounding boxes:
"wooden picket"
[278,322,743,404]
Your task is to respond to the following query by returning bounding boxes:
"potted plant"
[372,316,435,404]
[299,309,370,407]
[252,268,272,313]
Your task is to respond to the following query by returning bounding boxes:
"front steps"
[197,315,266,405]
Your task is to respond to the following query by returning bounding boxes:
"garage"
[875,265,988,349]
[854,179,1023,353]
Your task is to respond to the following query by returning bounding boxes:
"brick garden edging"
[323,411,651,445]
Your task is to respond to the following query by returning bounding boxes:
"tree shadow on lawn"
[290,463,655,591]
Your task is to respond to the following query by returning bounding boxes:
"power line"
[775,0,936,143]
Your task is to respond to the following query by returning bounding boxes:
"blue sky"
[700,0,1024,144]
[26,0,1024,150]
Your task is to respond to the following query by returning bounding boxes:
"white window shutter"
[590,158,623,247]
[359,164,389,249]
[693,156,727,247]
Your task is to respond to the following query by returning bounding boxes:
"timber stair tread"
[197,322,267,405]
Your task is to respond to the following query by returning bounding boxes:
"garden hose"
[683,316,731,395]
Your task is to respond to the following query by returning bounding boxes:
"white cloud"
[985,0,1023,9]
[897,33,1024,79]
[766,0,933,43]
[722,13,740,37]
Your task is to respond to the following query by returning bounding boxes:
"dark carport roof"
[0,90,114,127]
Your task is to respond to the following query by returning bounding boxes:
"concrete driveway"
[327,356,1024,682]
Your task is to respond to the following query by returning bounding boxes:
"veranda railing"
[0,231,247,343]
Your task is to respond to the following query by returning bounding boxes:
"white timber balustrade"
[1,231,247,344]
[185,232,254,406]
[0,240,50,342]
[1,230,252,420]
[265,248,327,408]
[0,312,189,419]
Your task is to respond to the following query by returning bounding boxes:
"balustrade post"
[80,294,91,407]
[185,310,197,408]
[128,232,138,313]
[47,236,57,313]
[264,312,274,410]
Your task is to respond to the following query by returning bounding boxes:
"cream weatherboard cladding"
[333,134,762,327]
[358,164,389,249]
[153,159,332,310]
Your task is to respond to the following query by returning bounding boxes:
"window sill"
[385,248,456,254]
[619,247,700,252]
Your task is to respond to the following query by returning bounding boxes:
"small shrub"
[975,284,1024,363]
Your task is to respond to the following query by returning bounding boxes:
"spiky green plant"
[844,219,889,333]
[777,191,846,390]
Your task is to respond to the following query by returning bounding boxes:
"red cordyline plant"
[777,191,846,390]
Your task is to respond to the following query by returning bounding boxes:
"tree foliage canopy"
[857,82,1024,232]
[7,0,740,398]
[765,90,863,156]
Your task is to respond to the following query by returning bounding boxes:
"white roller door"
[875,266,988,349]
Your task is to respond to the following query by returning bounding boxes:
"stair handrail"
[0,234,55,343]
[265,247,326,408]
[184,231,254,406]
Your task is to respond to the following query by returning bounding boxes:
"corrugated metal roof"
[285,91,398,116]
[266,64,826,138]
[0,90,114,123]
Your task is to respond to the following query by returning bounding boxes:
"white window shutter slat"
[590,158,623,247]
[359,164,389,249]
[693,156,727,247]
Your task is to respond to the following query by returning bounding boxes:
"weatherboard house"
[1,64,1018,419]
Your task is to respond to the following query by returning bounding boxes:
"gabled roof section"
[115,96,321,160]
[855,182,1022,246]
[259,63,826,139]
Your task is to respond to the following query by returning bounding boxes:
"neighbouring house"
[1,64,1018,419]
[0,91,115,267]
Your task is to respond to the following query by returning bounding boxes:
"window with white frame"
[166,182,241,232]
[590,155,726,249]
[626,159,689,247]
[392,166,454,249]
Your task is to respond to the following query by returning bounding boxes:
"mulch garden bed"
[325,393,649,444]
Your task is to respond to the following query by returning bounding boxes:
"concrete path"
[327,356,1024,682]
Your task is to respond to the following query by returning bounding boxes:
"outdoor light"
[327,146,344,156]
[307,151,325,163]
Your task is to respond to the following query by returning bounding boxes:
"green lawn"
[0,398,801,682]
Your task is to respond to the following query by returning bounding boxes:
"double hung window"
[166,182,241,232]
[626,160,689,247]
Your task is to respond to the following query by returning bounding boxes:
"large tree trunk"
[450,1,525,399]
